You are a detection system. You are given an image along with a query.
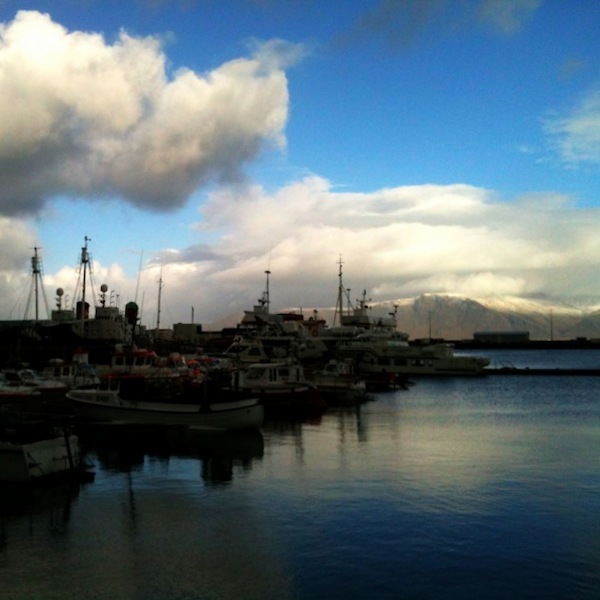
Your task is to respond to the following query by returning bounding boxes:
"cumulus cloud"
[131,177,599,323]
[3,178,597,324]
[0,216,42,318]
[0,11,296,215]
[544,88,600,165]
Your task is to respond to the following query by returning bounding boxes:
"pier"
[484,367,600,376]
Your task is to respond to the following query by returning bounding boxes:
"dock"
[484,368,600,376]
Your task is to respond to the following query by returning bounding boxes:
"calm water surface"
[1,350,599,600]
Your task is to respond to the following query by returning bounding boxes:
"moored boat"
[0,372,41,405]
[342,335,490,378]
[42,358,100,390]
[311,359,368,404]
[3,368,69,397]
[0,413,83,482]
[66,373,263,430]
[237,361,326,415]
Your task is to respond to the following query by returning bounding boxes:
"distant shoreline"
[484,367,600,376]
[414,339,600,351]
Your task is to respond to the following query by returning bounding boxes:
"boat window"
[246,367,266,380]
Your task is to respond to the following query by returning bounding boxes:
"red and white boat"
[236,361,326,415]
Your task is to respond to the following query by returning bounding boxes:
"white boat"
[311,359,368,404]
[4,368,69,396]
[0,418,81,482]
[66,374,264,430]
[0,372,41,404]
[42,358,100,390]
[237,361,326,414]
[343,335,490,378]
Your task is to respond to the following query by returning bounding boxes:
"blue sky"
[1,1,599,328]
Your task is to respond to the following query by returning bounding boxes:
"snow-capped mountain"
[208,293,600,341]
[375,294,600,341]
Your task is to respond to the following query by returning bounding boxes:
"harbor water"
[2,350,599,599]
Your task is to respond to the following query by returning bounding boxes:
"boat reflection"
[0,480,83,519]
[78,424,264,485]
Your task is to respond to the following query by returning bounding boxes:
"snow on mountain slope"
[208,294,600,341]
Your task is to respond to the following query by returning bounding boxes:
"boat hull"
[253,385,326,413]
[67,391,264,431]
[0,434,80,482]
[358,358,489,377]
[349,343,490,377]
[313,377,367,404]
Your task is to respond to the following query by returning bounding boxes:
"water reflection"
[0,480,83,536]
[79,424,265,485]
[1,369,598,600]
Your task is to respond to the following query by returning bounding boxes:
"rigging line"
[135,250,144,304]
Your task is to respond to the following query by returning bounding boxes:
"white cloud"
[477,0,541,35]
[544,88,600,166]
[3,178,598,325]
[0,217,43,318]
[0,11,297,215]
[132,178,599,324]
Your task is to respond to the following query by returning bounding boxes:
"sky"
[1,0,599,329]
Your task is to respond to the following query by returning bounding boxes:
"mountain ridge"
[207,293,600,341]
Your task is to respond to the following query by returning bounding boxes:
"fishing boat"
[66,373,264,430]
[0,372,41,405]
[42,357,100,390]
[342,334,490,378]
[0,414,82,482]
[236,361,326,415]
[94,345,188,377]
[3,369,68,397]
[311,359,368,404]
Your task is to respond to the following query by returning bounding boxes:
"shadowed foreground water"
[1,352,599,599]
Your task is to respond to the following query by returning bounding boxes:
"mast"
[72,235,97,338]
[263,269,271,313]
[257,269,271,314]
[156,270,163,332]
[24,246,50,321]
[33,250,39,321]
[333,256,344,327]
[81,236,91,336]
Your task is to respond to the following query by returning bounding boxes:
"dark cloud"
[333,0,541,52]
